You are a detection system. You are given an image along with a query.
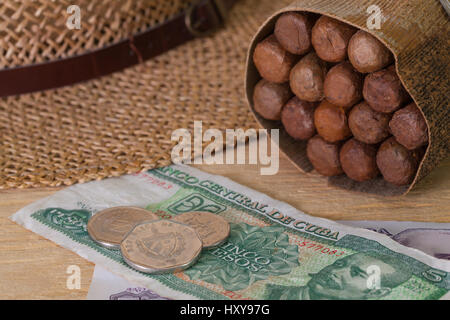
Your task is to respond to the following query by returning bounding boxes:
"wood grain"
[0,188,93,299]
[0,152,449,299]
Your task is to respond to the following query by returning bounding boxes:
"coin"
[121,220,202,274]
[87,206,159,249]
[172,211,230,248]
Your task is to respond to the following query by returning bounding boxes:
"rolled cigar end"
[376,137,421,186]
[348,30,394,73]
[389,103,429,150]
[253,34,298,83]
[324,61,363,108]
[349,101,391,144]
[253,79,292,121]
[281,97,318,140]
[275,12,315,55]
[290,52,328,102]
[307,135,343,176]
[311,16,357,63]
[340,138,380,182]
[363,66,410,113]
[314,100,352,143]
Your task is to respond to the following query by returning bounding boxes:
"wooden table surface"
[1,153,449,299]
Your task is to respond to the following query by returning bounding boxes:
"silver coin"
[172,211,230,248]
[87,206,159,249]
[121,220,203,274]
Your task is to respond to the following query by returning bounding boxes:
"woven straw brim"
[0,0,193,68]
[0,0,292,189]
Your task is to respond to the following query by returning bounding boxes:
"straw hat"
[0,0,292,189]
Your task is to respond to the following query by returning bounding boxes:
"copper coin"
[121,220,202,274]
[173,211,230,248]
[87,206,159,249]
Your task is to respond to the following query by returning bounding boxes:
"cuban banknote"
[340,221,450,260]
[87,265,170,300]
[11,165,450,300]
[86,220,450,300]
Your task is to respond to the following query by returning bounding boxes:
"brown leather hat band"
[0,0,237,98]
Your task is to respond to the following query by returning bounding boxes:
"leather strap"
[0,0,237,98]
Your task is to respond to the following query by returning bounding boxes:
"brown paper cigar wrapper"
[245,0,449,196]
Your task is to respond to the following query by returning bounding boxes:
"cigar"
[275,12,315,55]
[311,16,357,63]
[290,52,328,102]
[253,34,298,83]
[314,100,352,143]
[340,138,380,182]
[253,79,292,121]
[307,135,343,176]
[363,65,410,113]
[324,61,363,109]
[348,30,394,73]
[348,101,391,144]
[281,97,318,140]
[389,102,429,150]
[376,137,423,186]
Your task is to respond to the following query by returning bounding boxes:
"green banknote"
[11,165,450,300]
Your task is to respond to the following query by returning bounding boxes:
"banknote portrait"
[265,251,412,300]
[341,221,450,261]
[393,229,450,260]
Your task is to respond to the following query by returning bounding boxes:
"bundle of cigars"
[244,0,450,197]
[251,12,429,187]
